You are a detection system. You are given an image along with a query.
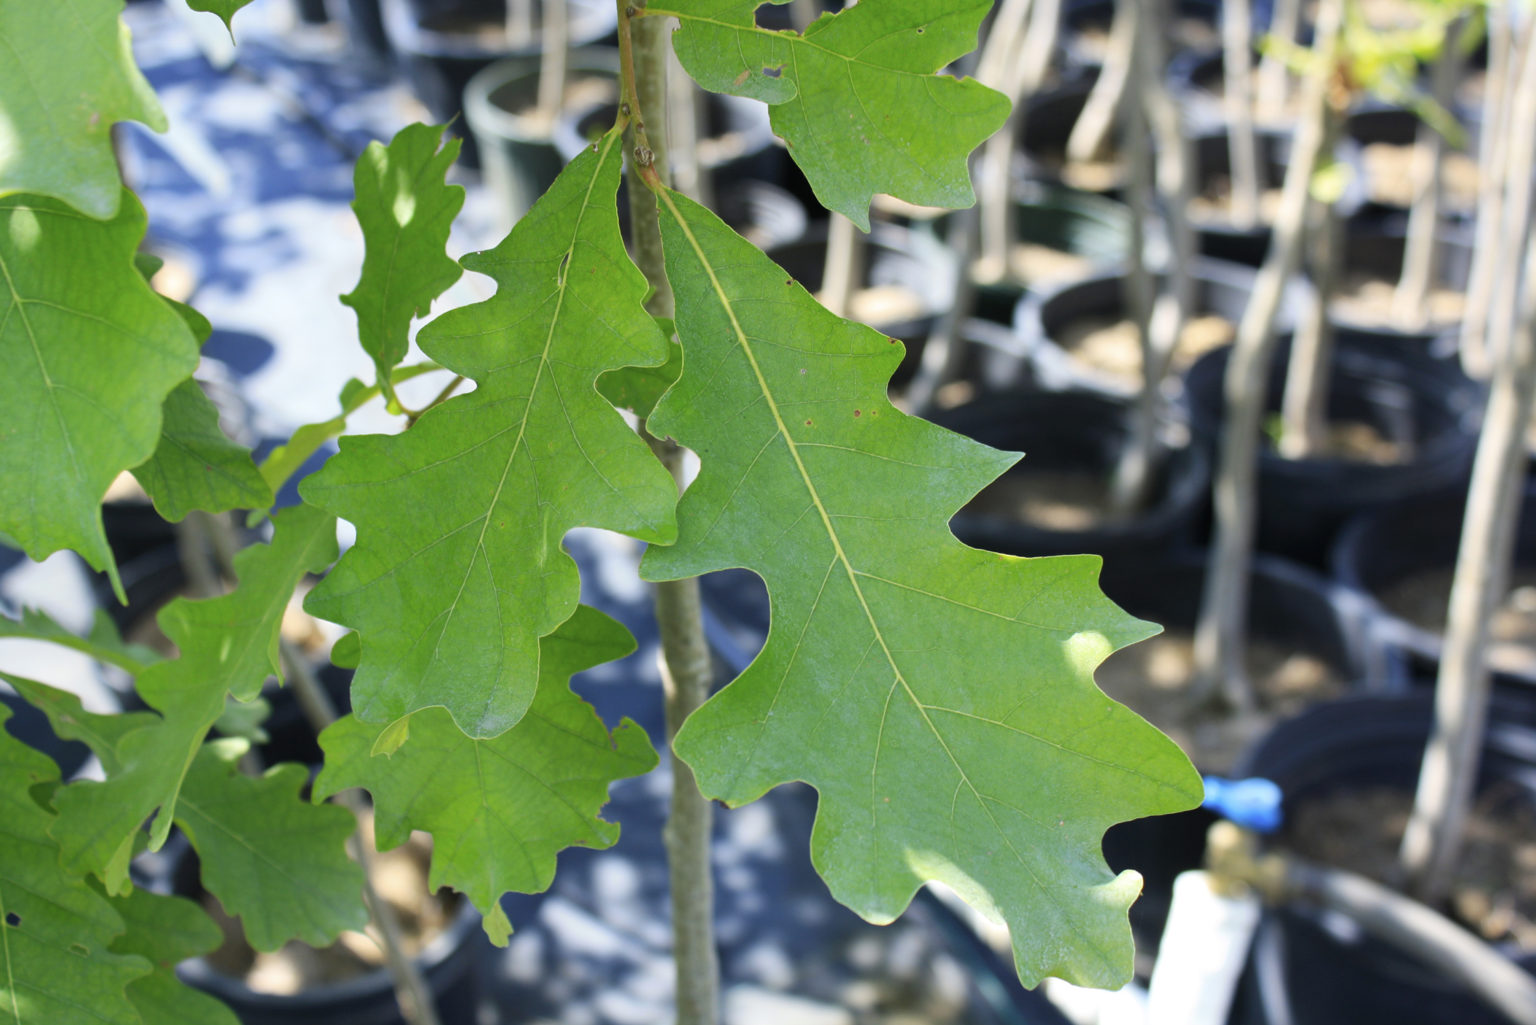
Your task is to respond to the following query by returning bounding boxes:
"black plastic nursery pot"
[1230,692,1536,1025]
[1017,74,1127,195]
[1014,257,1305,397]
[383,0,618,168]
[972,180,1133,325]
[1183,330,1483,567]
[1346,104,1482,215]
[1330,222,1474,352]
[916,318,1039,401]
[1188,129,1366,268]
[463,47,621,228]
[1059,0,1221,71]
[1090,551,1392,968]
[764,222,956,390]
[1331,480,1536,687]
[923,389,1209,562]
[161,839,489,1025]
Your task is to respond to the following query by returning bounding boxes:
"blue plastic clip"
[1202,776,1284,833]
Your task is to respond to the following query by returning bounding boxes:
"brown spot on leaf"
[853,409,862,418]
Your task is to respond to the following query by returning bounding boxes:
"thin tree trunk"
[1221,0,1262,228]
[1392,15,1467,327]
[821,212,866,319]
[506,0,535,48]
[1399,231,1536,904]
[1460,8,1514,378]
[622,7,720,1024]
[978,0,1061,278]
[904,204,978,413]
[909,0,1035,399]
[1065,0,1135,165]
[1278,184,1342,460]
[1254,0,1301,121]
[667,48,707,205]
[1110,0,1193,512]
[1192,0,1342,709]
[1398,67,1536,912]
[1480,23,1536,375]
[1109,6,1155,515]
[534,0,568,125]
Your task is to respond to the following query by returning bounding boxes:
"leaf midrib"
[429,130,624,727]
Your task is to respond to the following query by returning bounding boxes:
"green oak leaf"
[0,0,167,218]
[0,608,161,675]
[106,887,239,1025]
[644,189,1202,989]
[0,706,150,1025]
[597,338,682,420]
[50,505,338,893]
[133,379,274,521]
[315,606,657,946]
[178,742,367,952]
[1,674,159,774]
[304,127,678,738]
[184,0,257,33]
[0,192,201,595]
[657,0,1008,228]
[341,123,465,397]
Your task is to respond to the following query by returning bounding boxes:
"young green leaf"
[0,706,150,1025]
[0,1,166,219]
[644,189,1202,989]
[50,505,338,893]
[133,379,274,521]
[0,674,159,774]
[0,608,161,675]
[658,0,1009,228]
[315,606,658,946]
[0,192,201,596]
[106,888,239,1025]
[177,742,367,953]
[304,127,678,738]
[341,123,465,396]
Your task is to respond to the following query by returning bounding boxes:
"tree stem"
[1392,15,1465,327]
[534,0,569,125]
[1254,0,1301,121]
[622,6,720,1023]
[977,0,1058,278]
[1110,0,1191,514]
[1399,124,1536,909]
[1278,158,1342,461]
[1065,0,1135,166]
[821,212,865,319]
[1193,0,1342,709]
[1459,8,1514,378]
[1221,0,1261,228]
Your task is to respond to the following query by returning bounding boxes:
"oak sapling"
[0,2,1202,1023]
